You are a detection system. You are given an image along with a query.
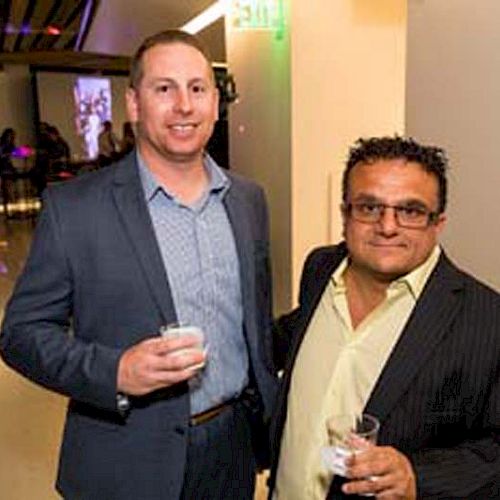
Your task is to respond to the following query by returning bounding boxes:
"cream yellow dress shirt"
[274,246,441,500]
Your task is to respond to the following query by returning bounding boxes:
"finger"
[376,487,405,498]
[132,348,206,381]
[375,471,416,499]
[136,359,204,392]
[342,476,383,497]
[135,335,200,352]
[155,335,204,354]
[367,473,399,495]
[153,366,202,387]
[119,340,206,394]
[160,347,206,369]
[347,453,387,479]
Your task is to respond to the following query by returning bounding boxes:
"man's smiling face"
[126,42,219,166]
[343,158,446,283]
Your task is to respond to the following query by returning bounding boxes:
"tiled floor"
[0,215,268,500]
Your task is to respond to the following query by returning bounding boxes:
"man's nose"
[173,88,193,113]
[377,207,399,234]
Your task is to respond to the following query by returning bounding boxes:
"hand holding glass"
[321,413,379,485]
[159,323,207,370]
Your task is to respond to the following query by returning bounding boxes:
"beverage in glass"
[321,413,380,497]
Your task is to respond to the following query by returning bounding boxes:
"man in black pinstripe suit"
[269,137,500,499]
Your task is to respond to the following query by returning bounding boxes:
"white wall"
[226,0,406,311]
[225,24,293,314]
[290,0,407,300]
[406,0,500,292]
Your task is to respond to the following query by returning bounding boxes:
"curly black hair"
[342,136,449,214]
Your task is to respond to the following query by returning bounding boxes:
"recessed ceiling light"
[180,0,230,34]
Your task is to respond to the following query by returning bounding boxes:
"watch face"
[117,393,130,413]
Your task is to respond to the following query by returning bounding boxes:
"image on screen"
[73,77,112,159]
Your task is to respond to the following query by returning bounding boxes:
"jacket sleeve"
[411,363,500,498]
[0,190,122,412]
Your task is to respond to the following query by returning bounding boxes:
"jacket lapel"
[111,156,176,324]
[286,246,346,373]
[223,179,257,346]
[365,254,464,422]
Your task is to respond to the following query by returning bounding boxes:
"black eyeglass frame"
[344,202,440,229]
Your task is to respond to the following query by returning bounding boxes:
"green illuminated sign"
[231,0,285,36]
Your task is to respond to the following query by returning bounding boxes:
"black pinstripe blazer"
[269,243,500,499]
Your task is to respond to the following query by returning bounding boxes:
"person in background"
[46,126,70,165]
[33,122,53,194]
[0,127,18,213]
[85,103,101,160]
[0,127,17,173]
[0,127,16,157]
[0,29,276,500]
[269,136,500,499]
[32,125,72,189]
[97,119,119,166]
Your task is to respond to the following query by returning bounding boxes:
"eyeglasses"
[345,202,439,229]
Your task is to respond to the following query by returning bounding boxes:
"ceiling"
[0,0,97,52]
[0,0,225,72]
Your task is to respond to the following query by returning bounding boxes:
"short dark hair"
[342,136,449,214]
[129,30,213,89]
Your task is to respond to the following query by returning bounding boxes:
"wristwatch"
[116,392,130,415]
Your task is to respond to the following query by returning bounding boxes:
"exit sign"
[231,0,285,32]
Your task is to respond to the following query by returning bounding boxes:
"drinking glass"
[321,413,380,497]
[159,322,206,369]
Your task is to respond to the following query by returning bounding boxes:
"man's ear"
[340,203,349,222]
[340,203,348,238]
[125,87,139,123]
[433,213,447,235]
[213,87,220,122]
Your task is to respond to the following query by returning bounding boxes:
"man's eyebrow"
[147,76,210,85]
[351,193,381,203]
[397,199,430,208]
[188,77,213,85]
[352,194,429,207]
[146,77,176,86]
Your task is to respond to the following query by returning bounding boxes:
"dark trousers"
[180,401,257,500]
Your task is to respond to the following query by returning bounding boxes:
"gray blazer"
[0,153,277,500]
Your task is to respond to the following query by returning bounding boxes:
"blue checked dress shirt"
[138,153,249,414]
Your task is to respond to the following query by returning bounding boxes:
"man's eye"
[359,203,380,214]
[156,84,171,93]
[400,206,426,218]
[191,84,206,94]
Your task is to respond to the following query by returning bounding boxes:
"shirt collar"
[331,258,349,290]
[136,151,230,203]
[397,245,441,298]
[332,245,442,299]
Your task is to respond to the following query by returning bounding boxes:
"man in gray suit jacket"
[270,137,499,499]
[0,30,276,500]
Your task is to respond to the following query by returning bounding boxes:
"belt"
[189,397,239,427]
